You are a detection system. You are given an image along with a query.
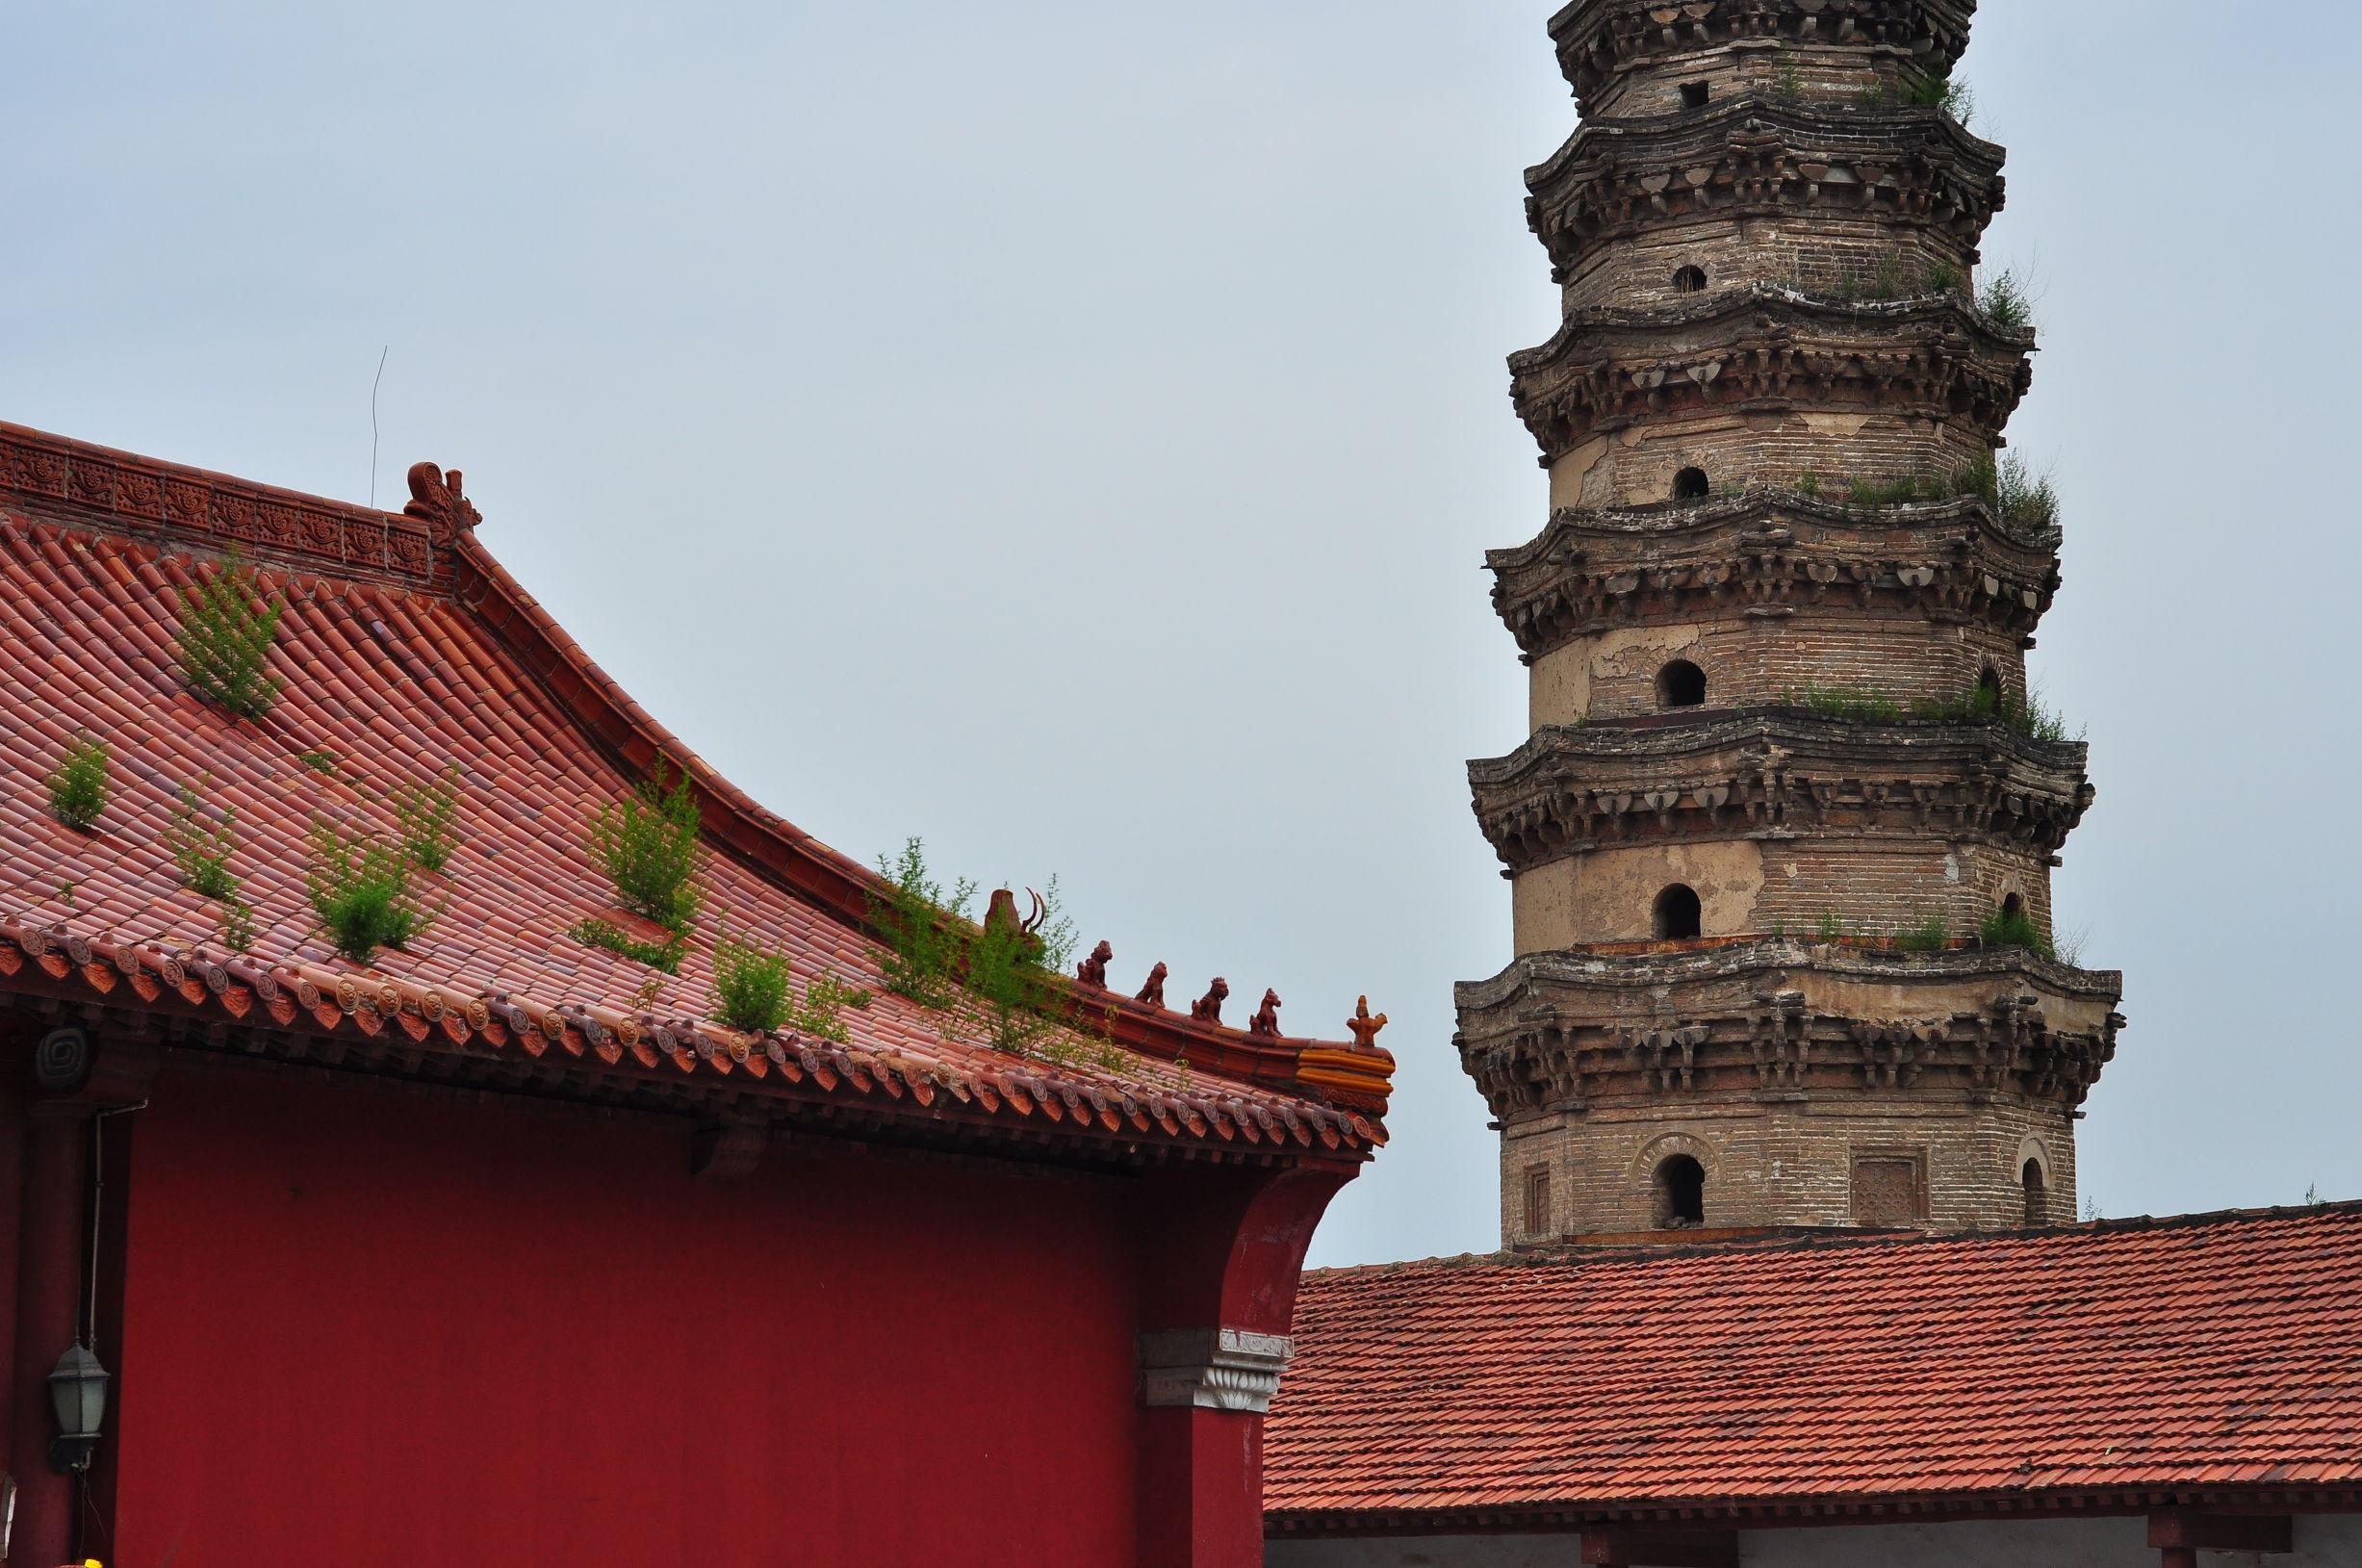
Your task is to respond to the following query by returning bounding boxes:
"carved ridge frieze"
[1455,946,2121,1118]
[1487,493,2057,656]
[0,423,442,586]
[1469,713,2092,868]
[1526,98,2005,279]
[1550,0,1978,111]
[1508,289,2033,458]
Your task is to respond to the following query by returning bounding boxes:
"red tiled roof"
[0,420,1392,1160]
[1266,1204,2362,1529]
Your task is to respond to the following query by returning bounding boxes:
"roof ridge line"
[1302,1199,2362,1276]
[0,419,455,590]
[444,526,1394,1109]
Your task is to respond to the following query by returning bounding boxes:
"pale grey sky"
[7,2,2358,1267]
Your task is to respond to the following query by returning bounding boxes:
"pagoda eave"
[1488,490,2059,656]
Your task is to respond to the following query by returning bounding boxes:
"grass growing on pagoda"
[175,551,285,719]
[45,734,111,832]
[305,821,435,964]
[165,782,241,901]
[392,765,462,872]
[1811,451,2058,533]
[1976,268,2035,332]
[1784,682,2075,742]
[1893,914,1954,953]
[587,759,705,938]
[1978,905,2053,959]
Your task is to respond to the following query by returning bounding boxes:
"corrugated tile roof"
[0,421,1392,1160]
[1266,1205,2362,1525]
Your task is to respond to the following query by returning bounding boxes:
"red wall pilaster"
[1137,1406,1266,1568]
[10,1101,87,1567]
[1132,1165,1356,1568]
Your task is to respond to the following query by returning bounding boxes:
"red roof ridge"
[0,418,1395,1115]
[1303,1200,2362,1279]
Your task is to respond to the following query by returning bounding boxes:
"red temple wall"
[107,1065,1143,1568]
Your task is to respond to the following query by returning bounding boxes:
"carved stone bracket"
[1139,1328,1296,1415]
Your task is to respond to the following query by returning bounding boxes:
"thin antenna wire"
[368,345,390,507]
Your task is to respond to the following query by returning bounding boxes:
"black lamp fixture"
[46,1342,109,1473]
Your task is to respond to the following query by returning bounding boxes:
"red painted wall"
[110,1066,1144,1568]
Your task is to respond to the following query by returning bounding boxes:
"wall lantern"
[47,1343,110,1473]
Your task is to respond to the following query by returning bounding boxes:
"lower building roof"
[1265,1203,2362,1531]
[0,420,1391,1166]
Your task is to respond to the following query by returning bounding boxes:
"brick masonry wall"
[1586,45,1913,121]
[1500,1092,2079,1239]
[1510,835,2054,951]
[1562,217,1976,313]
[1529,612,2028,723]
[1549,410,1996,511]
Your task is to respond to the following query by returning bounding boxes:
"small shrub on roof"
[45,734,111,832]
[306,820,433,964]
[588,759,704,937]
[568,917,685,974]
[870,838,976,1009]
[174,551,284,719]
[218,896,258,953]
[392,763,463,872]
[711,926,795,1035]
[792,970,871,1045]
[165,782,240,902]
[963,876,1077,1053]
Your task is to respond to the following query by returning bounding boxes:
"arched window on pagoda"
[1673,467,1710,501]
[1656,659,1707,709]
[1672,265,1708,294]
[1654,884,1703,941]
[2022,1158,2049,1226]
[1656,1155,1707,1228]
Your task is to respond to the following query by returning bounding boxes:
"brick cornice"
[1469,710,2093,870]
[1526,96,2005,281]
[1488,490,2057,658]
[1454,938,2122,1118]
[1548,0,1979,113]
[1509,288,2034,461]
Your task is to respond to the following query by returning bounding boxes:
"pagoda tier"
[1465,0,2117,1241]
[1528,97,2005,296]
[1552,0,1979,117]
[1510,290,2033,466]
[1457,939,2120,1231]
[1488,491,2058,662]
[1472,711,2092,887]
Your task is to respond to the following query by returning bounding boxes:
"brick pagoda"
[1458,0,2125,1241]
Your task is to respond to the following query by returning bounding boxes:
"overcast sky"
[7,2,2358,1268]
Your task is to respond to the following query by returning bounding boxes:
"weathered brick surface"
[1460,4,2121,1239]
[1528,611,2028,721]
[1546,409,1999,512]
[1499,1093,2079,1243]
